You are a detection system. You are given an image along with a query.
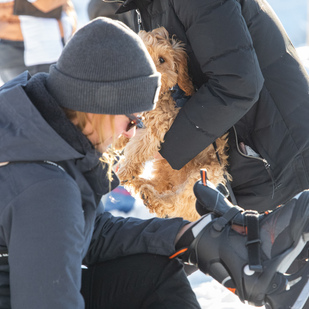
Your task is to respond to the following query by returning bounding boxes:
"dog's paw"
[120,176,136,186]
[117,165,134,183]
[140,185,155,207]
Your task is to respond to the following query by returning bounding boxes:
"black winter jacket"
[0,72,186,308]
[118,0,309,211]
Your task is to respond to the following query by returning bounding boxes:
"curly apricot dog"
[117,27,230,221]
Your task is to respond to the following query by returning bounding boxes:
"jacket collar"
[0,72,119,203]
[25,73,120,196]
[24,73,91,156]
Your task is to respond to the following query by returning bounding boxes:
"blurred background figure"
[103,186,135,214]
[87,0,138,32]
[0,0,77,83]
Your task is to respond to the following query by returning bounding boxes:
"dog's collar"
[170,84,191,108]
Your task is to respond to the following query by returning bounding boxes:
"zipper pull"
[136,9,142,31]
[263,160,275,199]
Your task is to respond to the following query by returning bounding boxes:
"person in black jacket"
[87,0,138,31]
[1,16,309,309]
[114,0,309,212]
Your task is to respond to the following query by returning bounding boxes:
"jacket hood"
[0,72,86,163]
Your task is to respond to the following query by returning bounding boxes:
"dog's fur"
[116,27,230,221]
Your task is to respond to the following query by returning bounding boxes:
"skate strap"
[245,211,263,272]
[213,207,242,232]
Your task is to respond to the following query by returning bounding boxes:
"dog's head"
[139,27,194,96]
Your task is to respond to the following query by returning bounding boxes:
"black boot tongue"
[216,183,230,197]
[194,170,245,225]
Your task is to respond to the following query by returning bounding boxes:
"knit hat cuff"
[47,65,161,114]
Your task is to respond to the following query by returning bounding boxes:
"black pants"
[0,40,54,83]
[81,254,201,309]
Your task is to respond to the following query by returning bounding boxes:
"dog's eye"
[159,57,165,64]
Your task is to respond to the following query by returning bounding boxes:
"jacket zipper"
[136,9,142,31]
[232,126,276,198]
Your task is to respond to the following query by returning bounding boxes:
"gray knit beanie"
[46,17,161,114]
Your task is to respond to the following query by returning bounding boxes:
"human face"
[84,113,143,153]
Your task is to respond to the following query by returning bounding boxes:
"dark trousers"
[81,254,201,309]
[0,40,54,83]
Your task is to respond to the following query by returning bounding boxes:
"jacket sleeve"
[160,0,264,169]
[83,209,187,265]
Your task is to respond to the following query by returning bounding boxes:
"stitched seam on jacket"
[204,45,254,66]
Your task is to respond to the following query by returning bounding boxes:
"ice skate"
[172,169,309,309]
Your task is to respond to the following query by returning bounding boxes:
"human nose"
[122,126,136,139]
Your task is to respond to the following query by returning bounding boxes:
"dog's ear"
[153,27,170,40]
[138,30,147,41]
[171,40,195,96]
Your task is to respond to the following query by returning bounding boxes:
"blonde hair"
[63,108,117,185]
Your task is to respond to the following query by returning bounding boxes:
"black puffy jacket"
[117,0,309,211]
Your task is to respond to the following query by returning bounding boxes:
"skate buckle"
[246,238,261,246]
[248,263,263,272]
[245,238,263,272]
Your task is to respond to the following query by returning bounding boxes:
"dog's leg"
[122,177,156,197]
[117,128,162,183]
[168,173,202,221]
[139,172,201,221]
[139,184,177,218]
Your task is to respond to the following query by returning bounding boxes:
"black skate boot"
[171,169,309,309]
